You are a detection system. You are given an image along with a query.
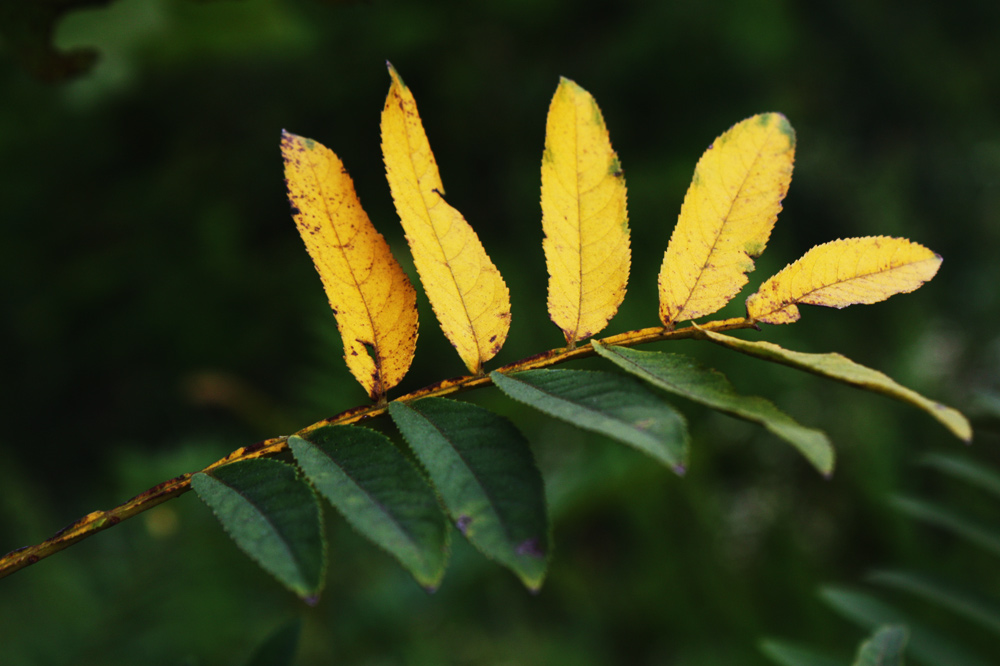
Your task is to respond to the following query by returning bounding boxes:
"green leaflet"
[852,625,908,666]
[758,640,844,666]
[289,425,448,591]
[701,330,972,442]
[820,587,992,666]
[388,397,549,590]
[593,341,834,475]
[491,369,689,474]
[191,459,325,601]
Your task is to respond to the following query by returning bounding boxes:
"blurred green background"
[2,0,1000,663]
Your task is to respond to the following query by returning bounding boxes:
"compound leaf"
[282,131,418,401]
[541,77,630,346]
[192,459,325,601]
[289,425,448,591]
[491,369,688,473]
[594,342,834,475]
[659,113,795,326]
[747,237,941,324]
[381,63,510,375]
[388,397,549,590]
[702,330,972,442]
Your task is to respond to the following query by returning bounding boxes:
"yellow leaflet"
[281,131,419,401]
[746,236,942,324]
[658,113,795,326]
[381,63,510,375]
[541,77,629,347]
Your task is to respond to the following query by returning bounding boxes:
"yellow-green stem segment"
[0,317,753,580]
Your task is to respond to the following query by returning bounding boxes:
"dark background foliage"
[2,0,999,663]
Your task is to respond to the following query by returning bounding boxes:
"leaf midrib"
[674,123,777,320]
[305,149,385,392]
[395,94,484,370]
[758,252,937,318]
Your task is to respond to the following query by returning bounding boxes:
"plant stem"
[0,317,753,580]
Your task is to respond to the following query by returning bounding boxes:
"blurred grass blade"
[759,639,844,666]
[889,495,1000,557]
[701,330,971,442]
[852,624,908,666]
[868,569,1000,637]
[388,397,549,590]
[289,425,449,591]
[192,459,325,601]
[820,587,991,666]
[593,342,834,475]
[244,618,302,666]
[918,453,1000,500]
[491,369,688,473]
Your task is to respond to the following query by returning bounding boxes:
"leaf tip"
[764,111,796,149]
[944,409,973,443]
[386,61,405,89]
[280,130,314,153]
[557,75,576,88]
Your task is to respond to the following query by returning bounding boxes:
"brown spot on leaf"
[516,538,545,559]
[242,440,268,455]
[456,515,472,534]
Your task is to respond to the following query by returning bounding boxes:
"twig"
[0,317,752,580]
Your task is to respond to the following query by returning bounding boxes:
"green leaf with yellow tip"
[701,330,972,442]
